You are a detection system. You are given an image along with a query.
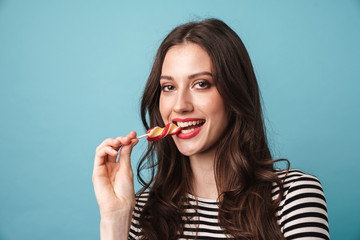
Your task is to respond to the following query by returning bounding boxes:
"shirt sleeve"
[279,173,329,240]
[128,204,141,240]
[128,193,149,239]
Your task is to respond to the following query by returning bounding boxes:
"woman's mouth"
[173,119,205,139]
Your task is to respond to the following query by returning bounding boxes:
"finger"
[115,131,138,146]
[96,138,115,151]
[97,132,137,163]
[96,139,121,163]
[106,147,119,163]
[94,146,118,168]
[118,138,138,170]
[106,139,124,163]
[128,131,137,139]
[96,138,123,153]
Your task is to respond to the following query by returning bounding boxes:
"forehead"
[161,43,213,76]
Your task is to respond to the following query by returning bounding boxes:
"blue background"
[1,0,359,239]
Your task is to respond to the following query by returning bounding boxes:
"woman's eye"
[162,85,175,92]
[194,81,211,89]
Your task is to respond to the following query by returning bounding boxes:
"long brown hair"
[138,18,286,239]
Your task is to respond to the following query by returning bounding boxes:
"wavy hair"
[137,18,287,239]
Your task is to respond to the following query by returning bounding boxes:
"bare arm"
[92,131,139,240]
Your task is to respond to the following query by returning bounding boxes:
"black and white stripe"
[273,169,329,240]
[129,169,329,239]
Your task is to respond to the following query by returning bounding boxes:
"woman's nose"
[173,89,194,114]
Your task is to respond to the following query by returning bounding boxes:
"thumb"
[118,138,138,170]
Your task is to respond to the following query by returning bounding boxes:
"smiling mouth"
[173,120,205,134]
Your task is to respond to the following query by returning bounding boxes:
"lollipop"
[138,123,182,141]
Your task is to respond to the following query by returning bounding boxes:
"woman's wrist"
[100,207,134,240]
[100,218,127,240]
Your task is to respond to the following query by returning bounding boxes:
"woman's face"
[159,42,229,157]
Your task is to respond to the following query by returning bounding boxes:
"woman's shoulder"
[273,169,329,239]
[272,168,325,203]
[274,168,322,182]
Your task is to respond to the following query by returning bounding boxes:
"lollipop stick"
[137,134,147,139]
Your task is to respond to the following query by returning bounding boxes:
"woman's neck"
[189,149,218,200]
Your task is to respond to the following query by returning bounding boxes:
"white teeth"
[175,120,205,128]
[182,128,195,133]
[173,120,206,134]
[188,121,195,126]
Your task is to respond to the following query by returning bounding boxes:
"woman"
[93,19,329,239]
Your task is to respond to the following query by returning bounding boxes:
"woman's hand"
[92,131,139,235]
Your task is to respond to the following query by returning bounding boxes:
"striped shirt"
[129,169,329,239]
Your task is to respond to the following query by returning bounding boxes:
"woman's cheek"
[159,95,172,120]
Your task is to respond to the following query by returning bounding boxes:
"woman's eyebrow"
[160,75,173,80]
[160,72,212,81]
[188,71,212,79]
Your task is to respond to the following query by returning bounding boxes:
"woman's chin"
[175,144,200,157]
[177,148,196,157]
